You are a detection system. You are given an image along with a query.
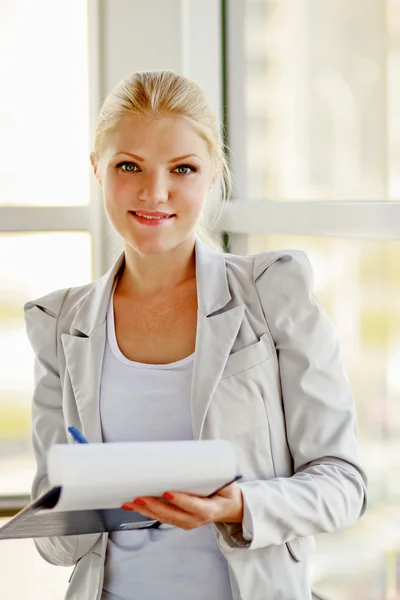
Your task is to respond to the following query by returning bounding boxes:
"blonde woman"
[25,70,367,600]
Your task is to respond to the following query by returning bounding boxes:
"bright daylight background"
[0,1,400,599]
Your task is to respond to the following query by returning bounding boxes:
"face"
[92,115,216,255]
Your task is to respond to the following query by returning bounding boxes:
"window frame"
[221,1,400,596]
[0,0,224,512]
[221,0,400,255]
[2,0,398,529]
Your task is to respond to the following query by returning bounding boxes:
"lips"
[129,211,176,226]
[129,210,175,220]
[130,211,175,218]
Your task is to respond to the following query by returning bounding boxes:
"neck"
[117,236,196,298]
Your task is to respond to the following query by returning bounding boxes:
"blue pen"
[68,426,89,444]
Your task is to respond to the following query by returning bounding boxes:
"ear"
[90,152,101,184]
[210,168,221,188]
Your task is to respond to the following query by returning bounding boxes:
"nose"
[137,171,169,204]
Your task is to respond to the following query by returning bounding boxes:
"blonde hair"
[92,70,231,251]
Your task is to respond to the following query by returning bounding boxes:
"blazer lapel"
[60,237,244,443]
[61,253,125,442]
[61,327,106,442]
[191,238,245,439]
[191,305,245,440]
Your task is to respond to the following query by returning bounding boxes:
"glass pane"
[0,1,89,205]
[247,234,400,599]
[0,233,92,495]
[243,0,400,201]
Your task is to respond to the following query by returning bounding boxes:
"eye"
[116,161,139,172]
[173,164,197,175]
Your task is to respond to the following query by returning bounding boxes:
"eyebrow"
[113,152,202,163]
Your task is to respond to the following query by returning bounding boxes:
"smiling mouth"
[129,211,177,229]
[129,211,175,220]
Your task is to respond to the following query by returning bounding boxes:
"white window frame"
[219,0,400,593]
[0,1,103,277]
[0,0,224,280]
[218,0,400,255]
[0,0,224,511]
[1,1,398,274]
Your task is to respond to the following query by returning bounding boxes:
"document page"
[47,439,238,511]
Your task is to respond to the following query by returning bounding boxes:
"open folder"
[0,440,240,540]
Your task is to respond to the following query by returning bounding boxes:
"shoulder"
[254,249,313,288]
[224,248,313,288]
[23,282,97,352]
[252,250,325,338]
[24,282,95,319]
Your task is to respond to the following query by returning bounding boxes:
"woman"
[25,70,367,600]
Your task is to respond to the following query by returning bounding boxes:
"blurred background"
[1,1,400,598]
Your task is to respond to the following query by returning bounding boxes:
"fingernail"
[163,492,174,501]
[121,503,134,511]
[133,498,146,506]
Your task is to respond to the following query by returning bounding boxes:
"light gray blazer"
[24,236,367,600]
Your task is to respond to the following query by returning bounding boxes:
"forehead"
[102,115,211,161]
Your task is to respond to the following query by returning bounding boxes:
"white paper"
[47,440,238,511]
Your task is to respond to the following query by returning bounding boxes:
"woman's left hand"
[120,482,244,530]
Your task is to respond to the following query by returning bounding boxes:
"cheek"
[176,180,208,212]
[102,177,132,211]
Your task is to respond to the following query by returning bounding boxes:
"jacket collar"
[70,235,231,336]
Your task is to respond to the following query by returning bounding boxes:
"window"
[236,0,400,202]
[224,1,400,597]
[0,1,91,595]
[249,235,400,596]
[0,233,92,494]
[0,0,90,206]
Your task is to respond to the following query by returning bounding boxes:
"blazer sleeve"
[217,251,367,551]
[24,293,101,567]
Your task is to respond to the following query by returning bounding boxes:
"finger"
[122,505,161,521]
[120,499,163,520]
[161,491,221,522]
[121,496,170,513]
[122,497,205,530]
[164,484,243,524]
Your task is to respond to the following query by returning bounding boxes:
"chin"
[125,232,184,256]
[133,242,168,256]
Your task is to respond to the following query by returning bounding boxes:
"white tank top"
[100,283,233,600]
